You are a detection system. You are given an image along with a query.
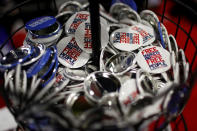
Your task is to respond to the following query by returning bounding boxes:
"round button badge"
[136,46,171,74]
[25,16,62,47]
[25,16,56,31]
[39,46,57,79]
[65,11,90,35]
[130,23,155,46]
[104,52,136,76]
[119,79,139,113]
[22,42,46,66]
[75,19,109,54]
[140,10,159,29]
[110,28,143,51]
[84,71,121,103]
[58,1,82,13]
[53,67,70,88]
[63,67,88,81]
[57,36,90,68]
[55,11,74,26]
[27,28,63,47]
[26,47,52,78]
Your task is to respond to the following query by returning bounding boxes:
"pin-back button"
[110,28,143,51]
[58,1,82,13]
[30,21,60,37]
[22,43,46,66]
[99,46,117,71]
[108,23,129,36]
[130,23,156,46]
[118,8,141,23]
[63,67,87,81]
[109,3,132,20]
[4,69,15,90]
[25,16,56,31]
[84,71,121,103]
[56,11,74,27]
[136,46,171,74]
[75,20,109,54]
[63,61,97,82]
[39,46,57,79]
[157,22,167,48]
[26,47,51,78]
[81,2,89,10]
[65,11,90,35]
[25,16,62,47]
[141,19,153,28]
[119,18,138,26]
[104,52,136,76]
[140,10,159,28]
[53,67,70,88]
[0,44,33,69]
[168,34,178,55]
[85,61,97,74]
[119,79,139,113]
[57,36,90,68]
[140,74,157,95]
[27,29,63,47]
[99,9,119,24]
[42,55,58,87]
[66,80,84,89]
[111,0,138,11]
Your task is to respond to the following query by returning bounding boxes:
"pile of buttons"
[1,1,190,130]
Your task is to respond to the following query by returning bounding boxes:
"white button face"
[65,11,90,35]
[136,46,171,74]
[53,67,70,88]
[57,36,90,68]
[110,28,143,51]
[130,23,155,46]
[75,19,109,54]
[119,79,139,107]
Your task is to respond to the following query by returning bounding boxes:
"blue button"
[42,54,58,87]
[25,16,56,31]
[41,46,57,79]
[26,48,51,78]
[158,22,165,48]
